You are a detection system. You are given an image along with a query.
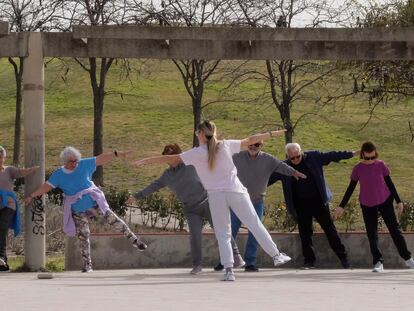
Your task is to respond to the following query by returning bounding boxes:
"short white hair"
[285,143,301,154]
[60,146,81,165]
[0,146,6,157]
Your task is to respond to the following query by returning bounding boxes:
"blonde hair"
[198,120,220,170]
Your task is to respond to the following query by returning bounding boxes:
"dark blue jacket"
[268,150,354,218]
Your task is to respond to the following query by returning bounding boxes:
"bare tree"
[55,0,131,185]
[351,1,414,97]
[228,0,353,143]
[129,0,233,146]
[0,0,60,165]
[346,0,414,133]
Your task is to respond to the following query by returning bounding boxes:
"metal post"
[23,32,46,271]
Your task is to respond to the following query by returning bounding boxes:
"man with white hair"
[25,146,147,273]
[268,143,358,269]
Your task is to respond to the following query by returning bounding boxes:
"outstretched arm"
[126,177,167,205]
[319,150,359,166]
[132,154,182,167]
[96,150,132,166]
[240,129,286,150]
[19,166,40,178]
[24,182,53,206]
[333,179,358,220]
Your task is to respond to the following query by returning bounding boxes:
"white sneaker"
[233,254,246,268]
[190,265,203,275]
[372,261,384,272]
[273,253,291,266]
[223,270,236,281]
[405,257,414,269]
[81,266,93,273]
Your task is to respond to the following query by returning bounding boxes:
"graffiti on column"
[31,196,45,235]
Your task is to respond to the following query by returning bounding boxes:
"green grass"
[1,57,414,211]
[8,255,65,272]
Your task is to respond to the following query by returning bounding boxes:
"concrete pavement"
[2,268,413,311]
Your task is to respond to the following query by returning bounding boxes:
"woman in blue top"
[0,146,38,272]
[25,146,147,272]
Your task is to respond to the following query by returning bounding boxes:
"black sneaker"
[301,262,315,270]
[341,258,351,269]
[133,239,148,251]
[244,265,259,272]
[213,263,224,271]
[0,264,10,273]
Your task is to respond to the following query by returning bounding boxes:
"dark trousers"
[295,196,347,264]
[0,207,15,261]
[361,196,411,265]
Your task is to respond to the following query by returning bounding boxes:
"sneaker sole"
[274,257,291,267]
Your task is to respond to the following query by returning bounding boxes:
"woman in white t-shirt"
[134,120,304,281]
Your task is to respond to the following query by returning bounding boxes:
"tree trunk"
[192,96,202,147]
[9,57,24,166]
[282,106,293,144]
[92,91,104,185]
[89,58,109,186]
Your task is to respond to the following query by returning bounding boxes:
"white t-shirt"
[180,140,247,194]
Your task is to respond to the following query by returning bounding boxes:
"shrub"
[400,201,414,231]
[102,185,130,217]
[134,193,185,231]
[264,201,297,232]
[337,200,361,232]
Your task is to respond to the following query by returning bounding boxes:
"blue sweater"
[0,189,21,236]
[268,150,354,217]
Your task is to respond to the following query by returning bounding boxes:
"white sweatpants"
[208,191,280,268]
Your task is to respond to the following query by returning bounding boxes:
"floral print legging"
[72,205,138,269]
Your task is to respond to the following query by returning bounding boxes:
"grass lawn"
[8,254,65,272]
[1,58,413,226]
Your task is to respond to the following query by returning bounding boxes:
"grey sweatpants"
[184,200,240,267]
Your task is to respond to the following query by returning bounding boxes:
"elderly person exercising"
[0,146,38,272]
[268,143,358,269]
[25,146,147,273]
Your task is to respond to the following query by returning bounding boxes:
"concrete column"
[23,32,46,271]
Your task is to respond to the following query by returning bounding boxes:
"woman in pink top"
[334,142,414,272]
[133,120,306,281]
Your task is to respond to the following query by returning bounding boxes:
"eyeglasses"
[68,159,79,164]
[363,156,377,161]
[289,155,301,161]
[248,143,262,148]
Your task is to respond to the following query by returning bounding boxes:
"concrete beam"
[0,21,8,36]
[73,25,414,42]
[43,33,414,60]
[0,33,28,57]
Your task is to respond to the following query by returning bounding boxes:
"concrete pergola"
[1,20,414,270]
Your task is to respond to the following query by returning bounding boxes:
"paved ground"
[2,268,413,311]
